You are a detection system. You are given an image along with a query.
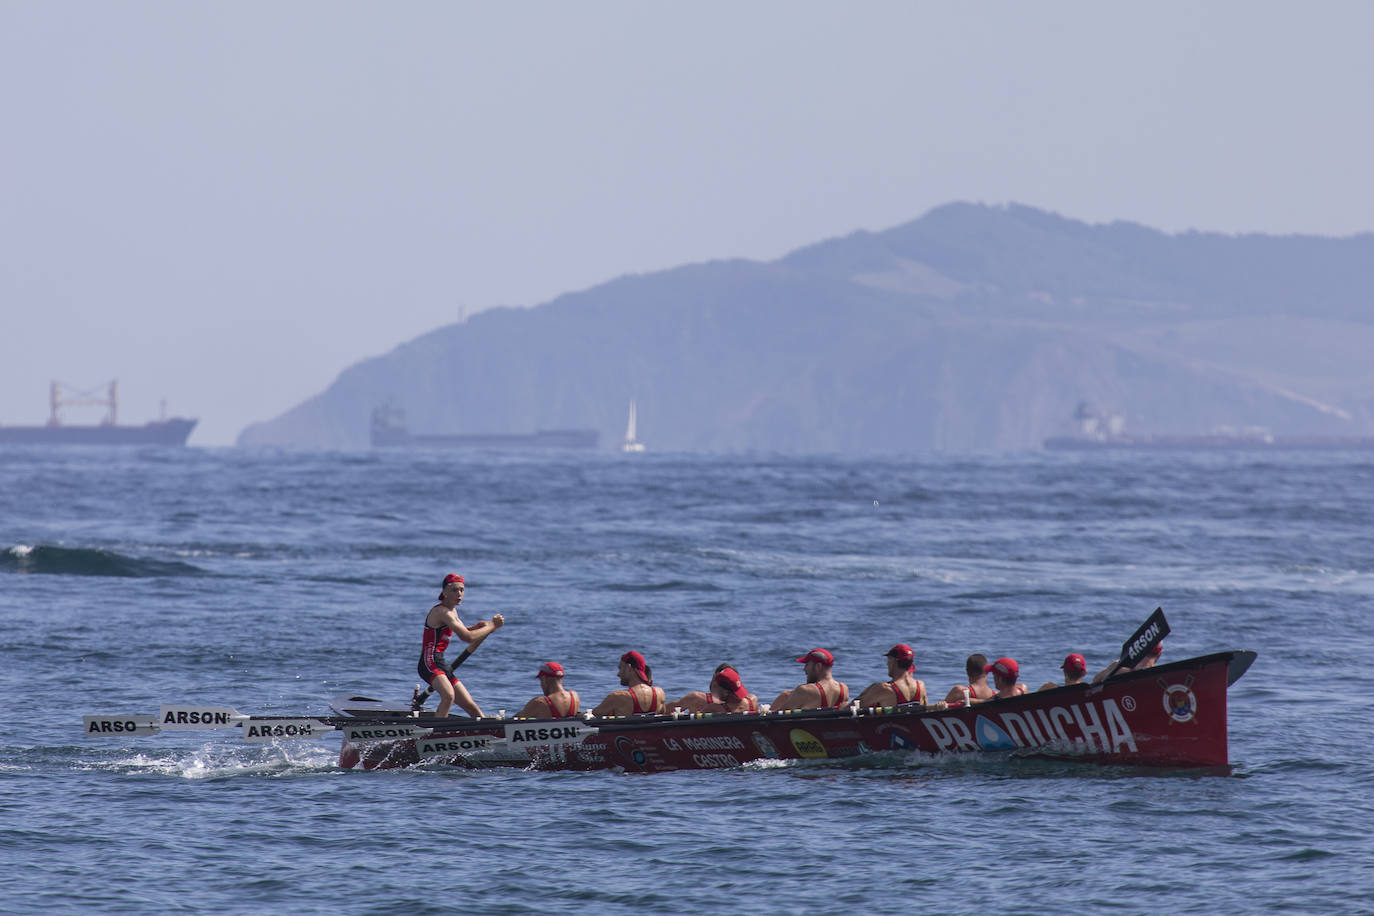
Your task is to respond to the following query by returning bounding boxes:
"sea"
[1,446,1371,914]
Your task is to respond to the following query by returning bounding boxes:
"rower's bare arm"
[453,612,506,644]
[1091,660,1120,685]
[668,691,707,713]
[515,697,546,718]
[857,683,892,707]
[591,693,625,717]
[790,684,822,710]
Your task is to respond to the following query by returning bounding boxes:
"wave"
[600,579,724,592]
[1,544,208,578]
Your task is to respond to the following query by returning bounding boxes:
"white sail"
[622,400,645,452]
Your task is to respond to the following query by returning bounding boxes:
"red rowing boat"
[336,649,1255,773]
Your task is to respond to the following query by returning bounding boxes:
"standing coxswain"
[420,573,504,717]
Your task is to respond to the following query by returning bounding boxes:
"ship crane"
[49,380,119,427]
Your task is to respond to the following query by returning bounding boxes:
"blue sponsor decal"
[614,735,647,769]
[974,715,1018,750]
[888,730,917,750]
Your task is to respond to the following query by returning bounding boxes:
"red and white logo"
[1159,675,1197,724]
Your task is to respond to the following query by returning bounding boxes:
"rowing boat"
[82,610,1257,773]
[332,649,1253,772]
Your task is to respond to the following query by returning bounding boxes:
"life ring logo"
[789,728,828,759]
[1162,684,1197,724]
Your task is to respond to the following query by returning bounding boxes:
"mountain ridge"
[237,203,1374,450]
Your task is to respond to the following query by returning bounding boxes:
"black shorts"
[418,654,458,686]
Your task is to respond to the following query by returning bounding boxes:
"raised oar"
[410,621,501,711]
[1094,606,1170,683]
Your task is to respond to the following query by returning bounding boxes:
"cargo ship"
[1044,402,1374,450]
[0,381,196,446]
[371,405,598,449]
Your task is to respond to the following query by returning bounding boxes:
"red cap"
[438,573,465,600]
[985,657,1019,680]
[796,648,834,667]
[886,644,915,665]
[620,651,650,682]
[1062,653,1087,674]
[536,661,564,679]
[712,666,748,700]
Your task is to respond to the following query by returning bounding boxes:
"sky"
[3,2,1372,445]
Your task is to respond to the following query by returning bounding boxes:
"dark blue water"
[2,448,1371,913]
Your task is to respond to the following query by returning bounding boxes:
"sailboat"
[622,400,645,453]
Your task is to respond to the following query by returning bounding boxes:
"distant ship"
[0,381,197,446]
[370,405,598,449]
[1044,402,1374,450]
[621,399,645,453]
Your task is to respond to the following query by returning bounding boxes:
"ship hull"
[1045,435,1374,450]
[0,418,196,445]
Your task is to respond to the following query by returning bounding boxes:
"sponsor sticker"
[883,727,917,751]
[343,725,432,743]
[503,722,596,747]
[973,715,1018,750]
[241,718,335,742]
[157,705,242,729]
[83,715,160,736]
[613,735,648,769]
[751,731,780,759]
[417,735,498,757]
[789,728,828,759]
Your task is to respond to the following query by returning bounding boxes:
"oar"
[411,624,498,711]
[1096,606,1170,683]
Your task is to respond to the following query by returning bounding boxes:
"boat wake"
[77,742,340,779]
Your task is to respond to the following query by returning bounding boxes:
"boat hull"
[339,651,1253,773]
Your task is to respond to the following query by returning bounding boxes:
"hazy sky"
[3,2,1371,445]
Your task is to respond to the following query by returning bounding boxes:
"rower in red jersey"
[977,656,1029,702]
[858,643,937,708]
[772,648,850,711]
[1039,653,1089,691]
[944,653,997,704]
[516,661,581,719]
[592,651,666,716]
[419,573,504,717]
[667,664,760,714]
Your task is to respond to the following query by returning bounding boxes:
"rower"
[515,661,580,719]
[1039,653,1088,690]
[668,664,760,714]
[1092,642,1163,684]
[772,648,849,711]
[419,573,504,717]
[944,653,996,704]
[979,656,1028,701]
[591,651,665,716]
[857,643,931,707]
